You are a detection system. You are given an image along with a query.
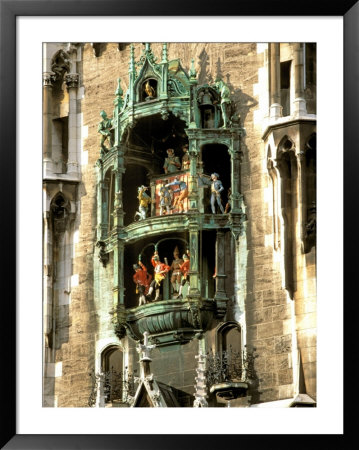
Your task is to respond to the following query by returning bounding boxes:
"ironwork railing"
[205,345,255,387]
[88,368,138,407]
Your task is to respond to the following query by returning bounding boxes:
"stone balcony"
[125,297,217,347]
[120,213,230,244]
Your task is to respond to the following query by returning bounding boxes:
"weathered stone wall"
[48,42,316,407]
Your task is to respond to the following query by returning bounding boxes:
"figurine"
[181,144,190,171]
[147,251,170,301]
[144,80,155,99]
[176,253,190,299]
[214,80,232,128]
[224,187,232,213]
[159,185,172,216]
[134,185,151,221]
[97,110,114,156]
[170,246,184,294]
[163,148,181,174]
[198,173,225,214]
[165,176,188,213]
[133,257,152,306]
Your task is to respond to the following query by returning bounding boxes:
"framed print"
[1,0,356,448]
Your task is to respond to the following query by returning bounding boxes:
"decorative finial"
[141,42,156,65]
[129,44,136,75]
[193,349,208,407]
[136,331,156,380]
[161,43,168,63]
[189,58,197,79]
[115,77,123,97]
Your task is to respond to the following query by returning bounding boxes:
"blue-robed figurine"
[198,173,225,214]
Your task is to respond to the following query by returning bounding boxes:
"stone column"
[298,151,307,245]
[293,43,307,116]
[43,209,53,349]
[160,43,168,100]
[188,59,199,128]
[113,240,125,306]
[112,150,125,232]
[269,43,282,119]
[43,72,54,173]
[214,230,227,301]
[150,179,156,217]
[188,138,199,212]
[65,73,80,177]
[113,240,126,339]
[188,222,200,298]
[228,135,242,214]
[102,183,109,238]
[96,161,105,241]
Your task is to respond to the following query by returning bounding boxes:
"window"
[280,61,291,117]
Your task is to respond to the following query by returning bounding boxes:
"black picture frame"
[1,0,356,448]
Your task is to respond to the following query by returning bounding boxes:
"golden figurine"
[145,80,155,98]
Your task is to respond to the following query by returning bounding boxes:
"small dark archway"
[100,345,124,404]
[103,167,115,234]
[123,233,188,308]
[216,321,242,354]
[141,78,158,102]
[200,230,216,299]
[123,164,149,227]
[101,345,123,372]
[128,114,188,173]
[201,143,231,214]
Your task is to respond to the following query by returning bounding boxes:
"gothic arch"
[267,145,281,250]
[215,321,242,354]
[140,77,159,102]
[200,143,231,214]
[275,135,298,299]
[303,132,316,253]
[100,344,124,372]
[103,167,115,234]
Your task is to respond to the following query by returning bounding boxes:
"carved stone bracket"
[65,73,79,89]
[189,301,202,329]
[43,72,56,87]
[112,304,127,340]
[96,241,109,267]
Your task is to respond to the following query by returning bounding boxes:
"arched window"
[101,345,123,372]
[141,78,158,101]
[200,143,231,214]
[51,50,70,174]
[267,145,281,251]
[101,346,124,404]
[103,168,115,235]
[303,133,316,253]
[206,322,243,385]
[216,321,242,354]
[276,136,298,299]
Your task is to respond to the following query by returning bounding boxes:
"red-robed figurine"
[176,253,190,299]
[133,257,152,306]
[147,251,170,301]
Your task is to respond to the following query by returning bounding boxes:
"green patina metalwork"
[95,43,246,346]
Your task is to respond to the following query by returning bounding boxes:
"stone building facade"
[42,42,316,408]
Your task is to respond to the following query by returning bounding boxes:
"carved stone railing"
[125,298,216,347]
[206,346,256,402]
[88,368,138,407]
